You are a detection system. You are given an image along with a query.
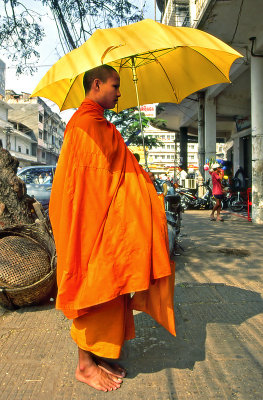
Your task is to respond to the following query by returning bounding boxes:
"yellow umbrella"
[31,19,242,110]
[31,19,242,166]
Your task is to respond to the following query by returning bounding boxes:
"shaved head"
[83,65,118,94]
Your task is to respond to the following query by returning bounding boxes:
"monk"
[49,64,176,392]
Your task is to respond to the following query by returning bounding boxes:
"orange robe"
[49,98,176,355]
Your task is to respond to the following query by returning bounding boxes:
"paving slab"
[0,209,262,399]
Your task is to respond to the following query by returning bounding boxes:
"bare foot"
[76,348,122,392]
[92,354,126,378]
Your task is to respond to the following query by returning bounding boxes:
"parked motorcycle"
[165,193,183,256]
[154,179,183,255]
[221,179,246,212]
[228,190,246,212]
[178,179,214,210]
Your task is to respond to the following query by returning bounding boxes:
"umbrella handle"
[131,57,148,170]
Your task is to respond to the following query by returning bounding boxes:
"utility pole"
[4,126,12,151]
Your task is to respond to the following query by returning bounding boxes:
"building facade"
[156,0,263,223]
[1,60,37,165]
[5,90,65,166]
[142,121,225,177]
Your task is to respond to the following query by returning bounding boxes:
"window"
[26,148,29,155]
[18,166,55,184]
[39,130,43,139]
[44,131,47,141]
[171,145,175,149]
[39,114,43,123]
[18,146,21,153]
[171,135,175,139]
[167,155,170,159]
[167,145,170,149]
[42,151,46,160]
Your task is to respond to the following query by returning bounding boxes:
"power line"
[0,64,54,70]
[230,0,245,44]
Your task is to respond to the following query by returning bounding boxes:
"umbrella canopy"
[31,19,242,112]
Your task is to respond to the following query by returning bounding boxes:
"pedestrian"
[209,162,224,221]
[49,65,176,393]
[133,152,140,163]
[38,174,44,184]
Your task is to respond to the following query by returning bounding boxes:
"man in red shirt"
[209,163,224,221]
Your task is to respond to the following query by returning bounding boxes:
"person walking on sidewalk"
[209,162,224,221]
[49,65,176,393]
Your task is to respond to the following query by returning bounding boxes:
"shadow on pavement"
[124,283,263,377]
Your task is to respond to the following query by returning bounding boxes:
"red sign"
[140,104,156,118]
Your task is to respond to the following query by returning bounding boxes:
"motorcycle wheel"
[180,195,189,210]
[229,195,245,212]
[211,197,224,210]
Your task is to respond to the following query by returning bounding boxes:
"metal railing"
[195,0,209,20]
[162,0,190,27]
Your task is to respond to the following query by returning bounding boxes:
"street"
[0,209,262,399]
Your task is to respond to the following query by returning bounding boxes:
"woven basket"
[0,223,57,308]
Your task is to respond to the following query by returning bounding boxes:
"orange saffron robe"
[49,98,176,336]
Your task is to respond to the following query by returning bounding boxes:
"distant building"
[143,124,225,177]
[145,124,177,173]
[5,90,65,166]
[0,61,30,163]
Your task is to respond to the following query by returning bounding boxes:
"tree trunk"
[0,147,35,229]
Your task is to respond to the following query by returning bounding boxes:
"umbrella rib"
[60,75,79,110]
[147,50,179,103]
[190,47,231,81]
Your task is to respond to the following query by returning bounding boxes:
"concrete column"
[179,126,188,171]
[198,92,205,179]
[233,137,240,174]
[204,95,216,180]
[251,56,263,224]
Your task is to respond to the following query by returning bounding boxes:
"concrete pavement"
[0,209,262,399]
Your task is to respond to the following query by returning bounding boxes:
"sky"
[1,0,161,122]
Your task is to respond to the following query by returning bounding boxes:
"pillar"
[204,95,216,180]
[179,126,188,171]
[198,92,205,178]
[233,137,240,174]
[251,55,263,224]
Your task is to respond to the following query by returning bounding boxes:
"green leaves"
[105,108,166,149]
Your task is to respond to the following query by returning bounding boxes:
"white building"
[145,125,177,169]
[144,122,224,176]
[0,60,37,165]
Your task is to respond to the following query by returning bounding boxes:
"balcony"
[195,0,210,22]
[10,150,37,163]
[162,0,190,27]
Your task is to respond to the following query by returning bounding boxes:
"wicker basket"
[0,223,57,309]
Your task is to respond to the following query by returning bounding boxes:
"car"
[17,165,56,209]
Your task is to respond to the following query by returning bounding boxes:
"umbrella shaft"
[131,58,148,171]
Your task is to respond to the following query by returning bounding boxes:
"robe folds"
[49,98,176,337]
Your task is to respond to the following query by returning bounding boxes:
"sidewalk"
[0,210,263,400]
